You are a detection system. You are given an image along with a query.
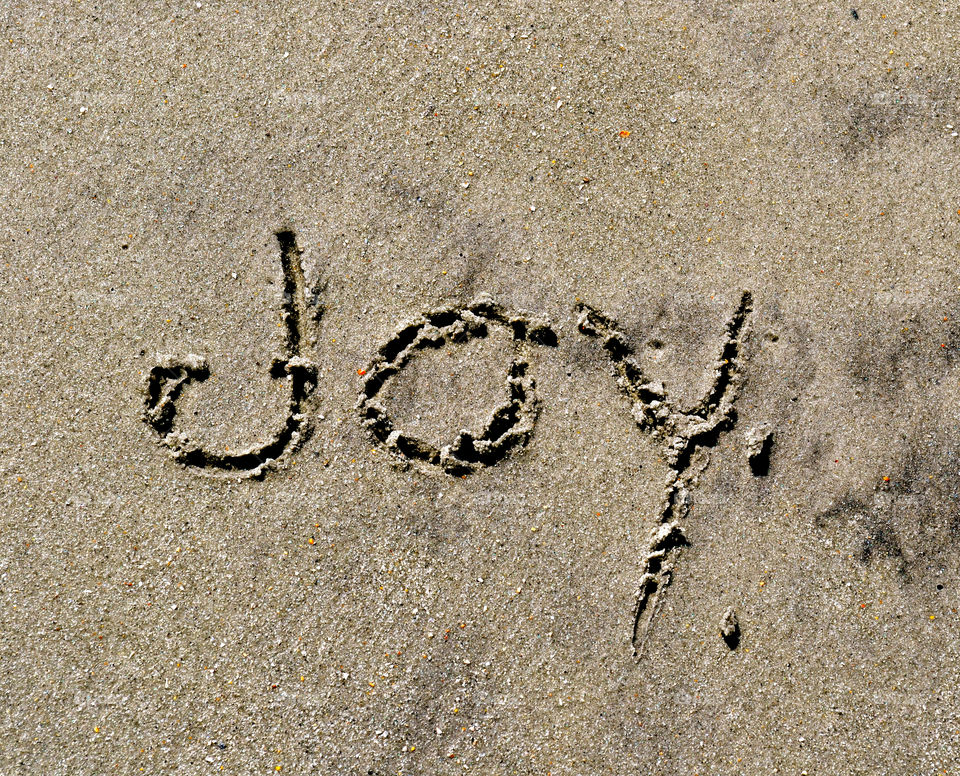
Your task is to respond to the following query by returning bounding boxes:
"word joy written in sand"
[144,230,755,481]
[143,230,756,656]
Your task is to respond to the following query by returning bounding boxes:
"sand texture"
[3,1,960,773]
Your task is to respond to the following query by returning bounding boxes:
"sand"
[3,1,960,772]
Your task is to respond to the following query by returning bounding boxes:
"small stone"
[720,607,740,649]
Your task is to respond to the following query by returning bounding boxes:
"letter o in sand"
[356,295,557,475]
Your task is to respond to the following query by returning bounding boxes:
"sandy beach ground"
[2,1,960,772]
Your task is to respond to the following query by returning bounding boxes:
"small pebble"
[720,607,740,649]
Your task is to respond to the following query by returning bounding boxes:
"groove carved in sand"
[142,230,320,479]
[357,295,558,475]
[576,291,754,657]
